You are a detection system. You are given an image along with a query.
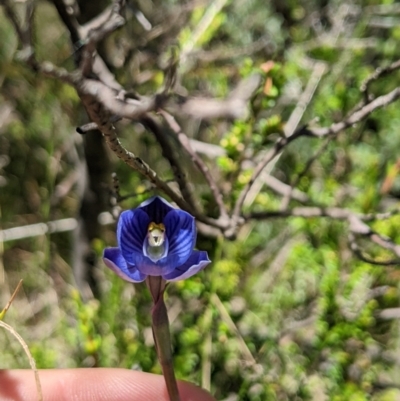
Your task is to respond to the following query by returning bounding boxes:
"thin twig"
[234,85,400,222]
[247,207,400,230]
[1,0,24,42]
[247,205,400,266]
[0,218,78,242]
[52,0,124,91]
[180,0,229,70]
[0,280,23,319]
[349,233,400,266]
[360,58,400,100]
[188,139,226,158]
[140,115,200,216]
[280,136,332,209]
[246,206,372,221]
[1,0,36,64]
[169,74,260,120]
[252,237,299,294]
[38,61,79,84]
[376,308,400,320]
[24,0,35,46]
[370,232,400,258]
[80,0,125,77]
[77,98,184,207]
[80,5,116,38]
[310,86,400,137]
[76,122,99,134]
[160,110,228,219]
[242,61,326,211]
[211,293,256,366]
[192,35,270,63]
[358,209,400,222]
[348,213,400,263]
[263,174,309,203]
[79,79,159,118]
[51,0,80,44]
[0,280,43,401]
[232,136,291,223]
[284,62,327,138]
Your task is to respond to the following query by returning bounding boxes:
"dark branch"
[310,86,400,137]
[160,110,228,219]
[360,58,400,100]
[79,0,125,77]
[281,136,332,209]
[349,233,400,266]
[168,74,261,120]
[51,0,81,45]
[140,115,200,215]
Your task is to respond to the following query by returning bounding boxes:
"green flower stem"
[146,276,181,401]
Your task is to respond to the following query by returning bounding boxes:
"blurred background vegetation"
[2,0,400,400]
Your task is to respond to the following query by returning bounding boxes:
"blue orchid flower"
[103,196,211,282]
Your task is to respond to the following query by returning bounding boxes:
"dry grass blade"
[211,293,256,366]
[0,321,43,401]
[0,280,43,401]
[0,279,23,319]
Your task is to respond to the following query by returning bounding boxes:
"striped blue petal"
[138,196,174,223]
[163,251,210,281]
[117,209,149,266]
[103,247,147,283]
[160,209,196,274]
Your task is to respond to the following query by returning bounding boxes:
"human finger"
[0,368,216,401]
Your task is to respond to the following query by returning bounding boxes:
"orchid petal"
[118,209,149,265]
[103,247,147,283]
[160,209,196,274]
[139,196,174,223]
[163,251,210,281]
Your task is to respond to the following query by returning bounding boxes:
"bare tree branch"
[232,135,293,224]
[247,206,352,221]
[310,86,400,137]
[349,233,400,266]
[280,136,332,209]
[1,0,36,64]
[1,0,25,42]
[140,115,200,215]
[284,61,327,138]
[51,0,81,44]
[376,308,400,320]
[79,79,159,117]
[79,0,125,76]
[160,110,228,219]
[248,206,400,266]
[234,84,400,224]
[169,74,261,120]
[247,206,400,223]
[360,58,400,100]
[80,5,116,38]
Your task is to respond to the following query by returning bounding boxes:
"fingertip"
[0,369,216,401]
